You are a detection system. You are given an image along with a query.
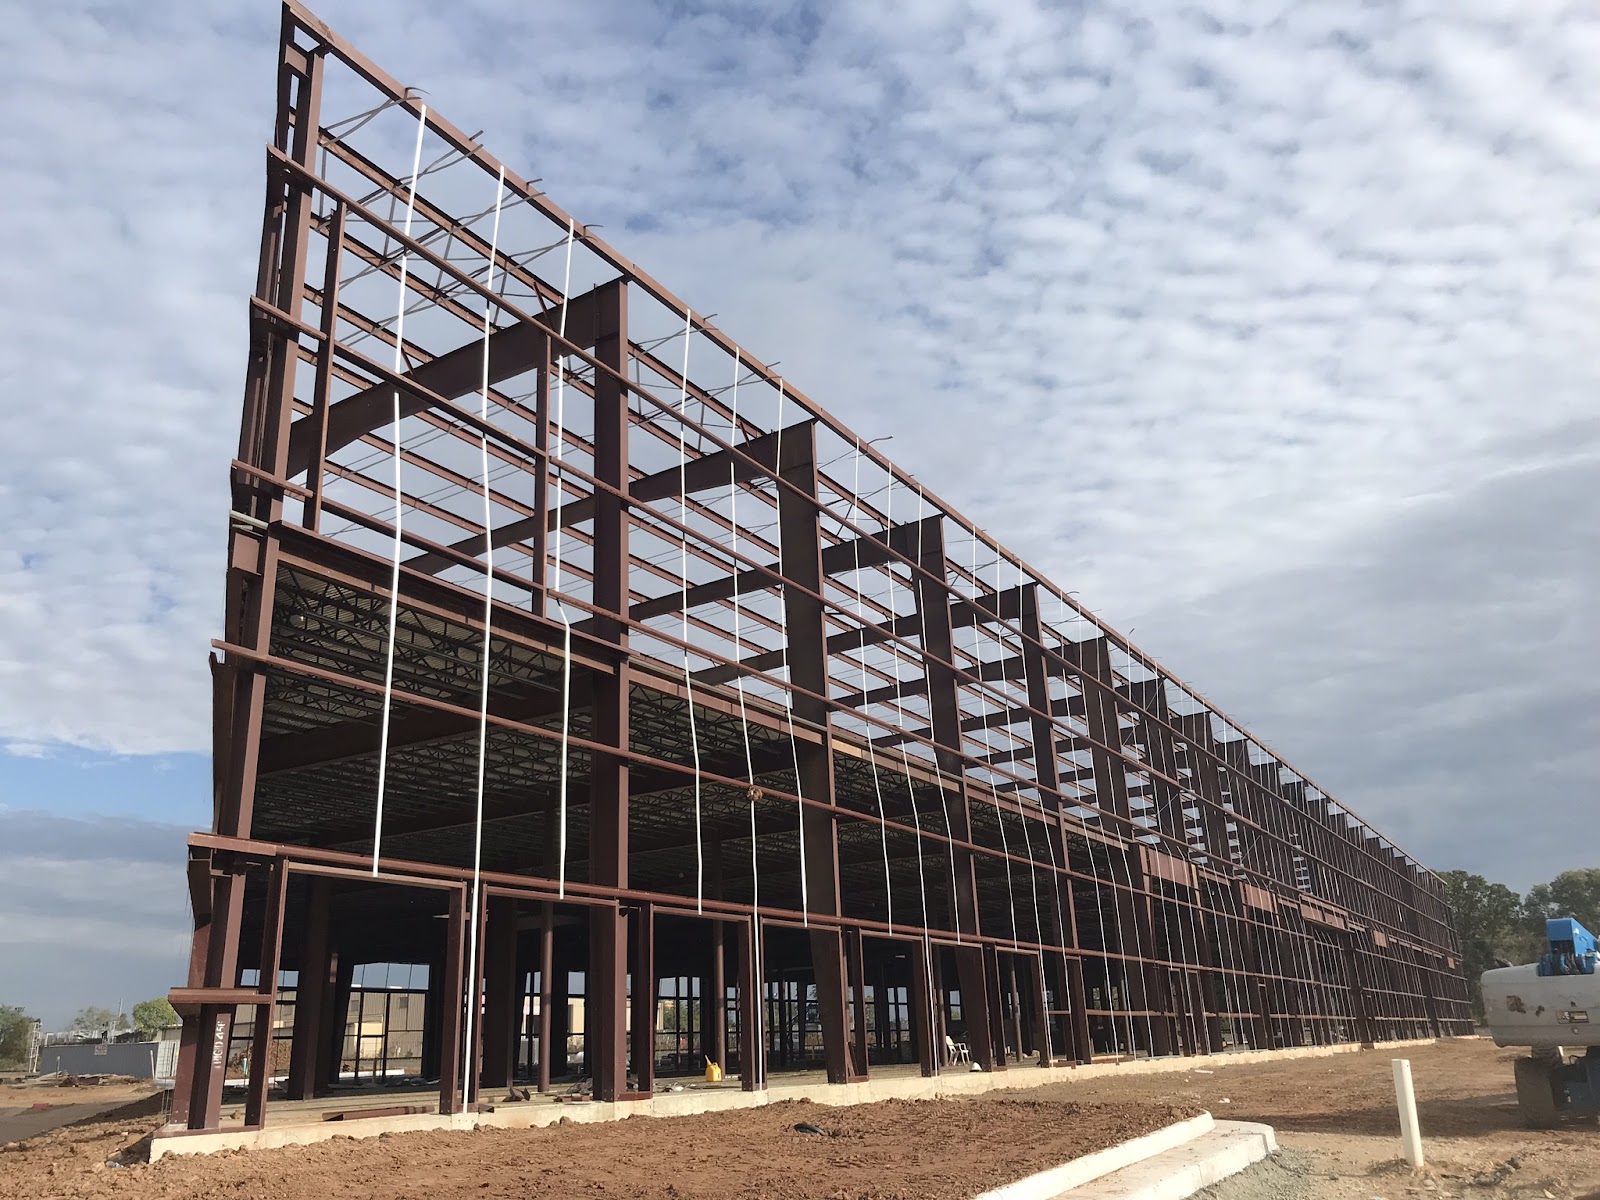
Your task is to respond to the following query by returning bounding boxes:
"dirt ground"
[1036,1037,1600,1200]
[0,1039,1590,1200]
[0,1094,1191,1200]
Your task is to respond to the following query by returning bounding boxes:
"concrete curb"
[973,1112,1215,1200]
[1063,1120,1277,1199]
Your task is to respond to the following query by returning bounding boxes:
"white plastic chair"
[945,1034,970,1064]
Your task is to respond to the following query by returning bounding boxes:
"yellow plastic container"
[704,1057,723,1083]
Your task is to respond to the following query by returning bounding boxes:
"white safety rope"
[848,440,894,933]
[1118,646,1203,1054]
[912,490,963,943]
[675,310,705,913]
[1084,641,1159,1055]
[1099,797,1160,1055]
[1181,731,1251,1047]
[966,530,1020,946]
[986,553,1049,1062]
[1011,560,1072,1062]
[371,104,428,875]
[725,350,766,1085]
[1055,599,1132,1056]
[770,386,808,926]
[994,559,1046,955]
[549,218,576,897]
[461,165,507,1109]
[879,476,938,1066]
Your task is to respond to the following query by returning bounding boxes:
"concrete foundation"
[149,1035,1436,1160]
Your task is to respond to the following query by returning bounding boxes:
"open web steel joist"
[168,2,1471,1135]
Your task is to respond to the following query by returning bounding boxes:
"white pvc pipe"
[1392,1057,1424,1168]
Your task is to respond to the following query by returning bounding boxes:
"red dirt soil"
[0,1095,1194,1200]
[12,1040,1581,1200]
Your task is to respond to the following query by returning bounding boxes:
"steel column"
[439,886,466,1114]
[244,859,288,1127]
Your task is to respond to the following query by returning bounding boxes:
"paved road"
[0,1099,137,1145]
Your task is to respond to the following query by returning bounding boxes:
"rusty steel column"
[244,859,288,1127]
[630,902,655,1095]
[479,896,519,1092]
[185,870,246,1131]
[1175,713,1237,871]
[438,887,467,1114]
[536,904,554,1093]
[737,918,764,1091]
[912,517,1000,1076]
[981,943,1008,1071]
[168,850,213,1128]
[950,946,993,1070]
[285,876,332,1099]
[774,421,853,1084]
[1029,954,1052,1066]
[586,278,631,1103]
[912,944,937,1078]
[181,19,327,1134]
[912,517,982,941]
[709,923,729,1071]
[301,200,345,531]
[1017,586,1062,802]
[320,950,353,1093]
[1066,957,1093,1063]
[846,929,870,1078]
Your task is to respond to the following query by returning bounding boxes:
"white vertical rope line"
[848,439,894,934]
[912,488,963,945]
[1252,747,1316,1037]
[1209,866,1255,1047]
[1252,753,1310,1034]
[966,529,1020,947]
[1158,700,1218,1053]
[371,104,429,877]
[1084,638,1158,1054]
[1097,800,1153,1055]
[1222,757,1280,1040]
[1180,729,1249,1047]
[879,478,938,1059]
[1232,765,1290,1047]
[548,218,577,898]
[1122,648,1202,1054]
[674,308,705,914]
[770,385,808,926]
[1056,598,1130,1056]
[1011,560,1072,1061]
[989,553,1049,1062]
[1098,759,1159,1056]
[461,165,507,1110]
[993,556,1045,955]
[725,350,766,1085]
[1082,804,1127,1054]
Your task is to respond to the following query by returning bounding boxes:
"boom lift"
[1482,918,1600,1127]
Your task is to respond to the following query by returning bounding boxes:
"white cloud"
[1,0,1596,887]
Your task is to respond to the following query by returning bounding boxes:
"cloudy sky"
[3,0,1596,1027]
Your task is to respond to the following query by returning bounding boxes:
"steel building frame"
[167,2,1471,1136]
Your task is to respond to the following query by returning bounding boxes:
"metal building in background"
[167,2,1471,1137]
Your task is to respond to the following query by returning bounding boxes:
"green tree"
[1522,869,1600,939]
[131,997,179,1039]
[0,1006,35,1069]
[1440,869,1524,1021]
[68,1007,128,1039]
